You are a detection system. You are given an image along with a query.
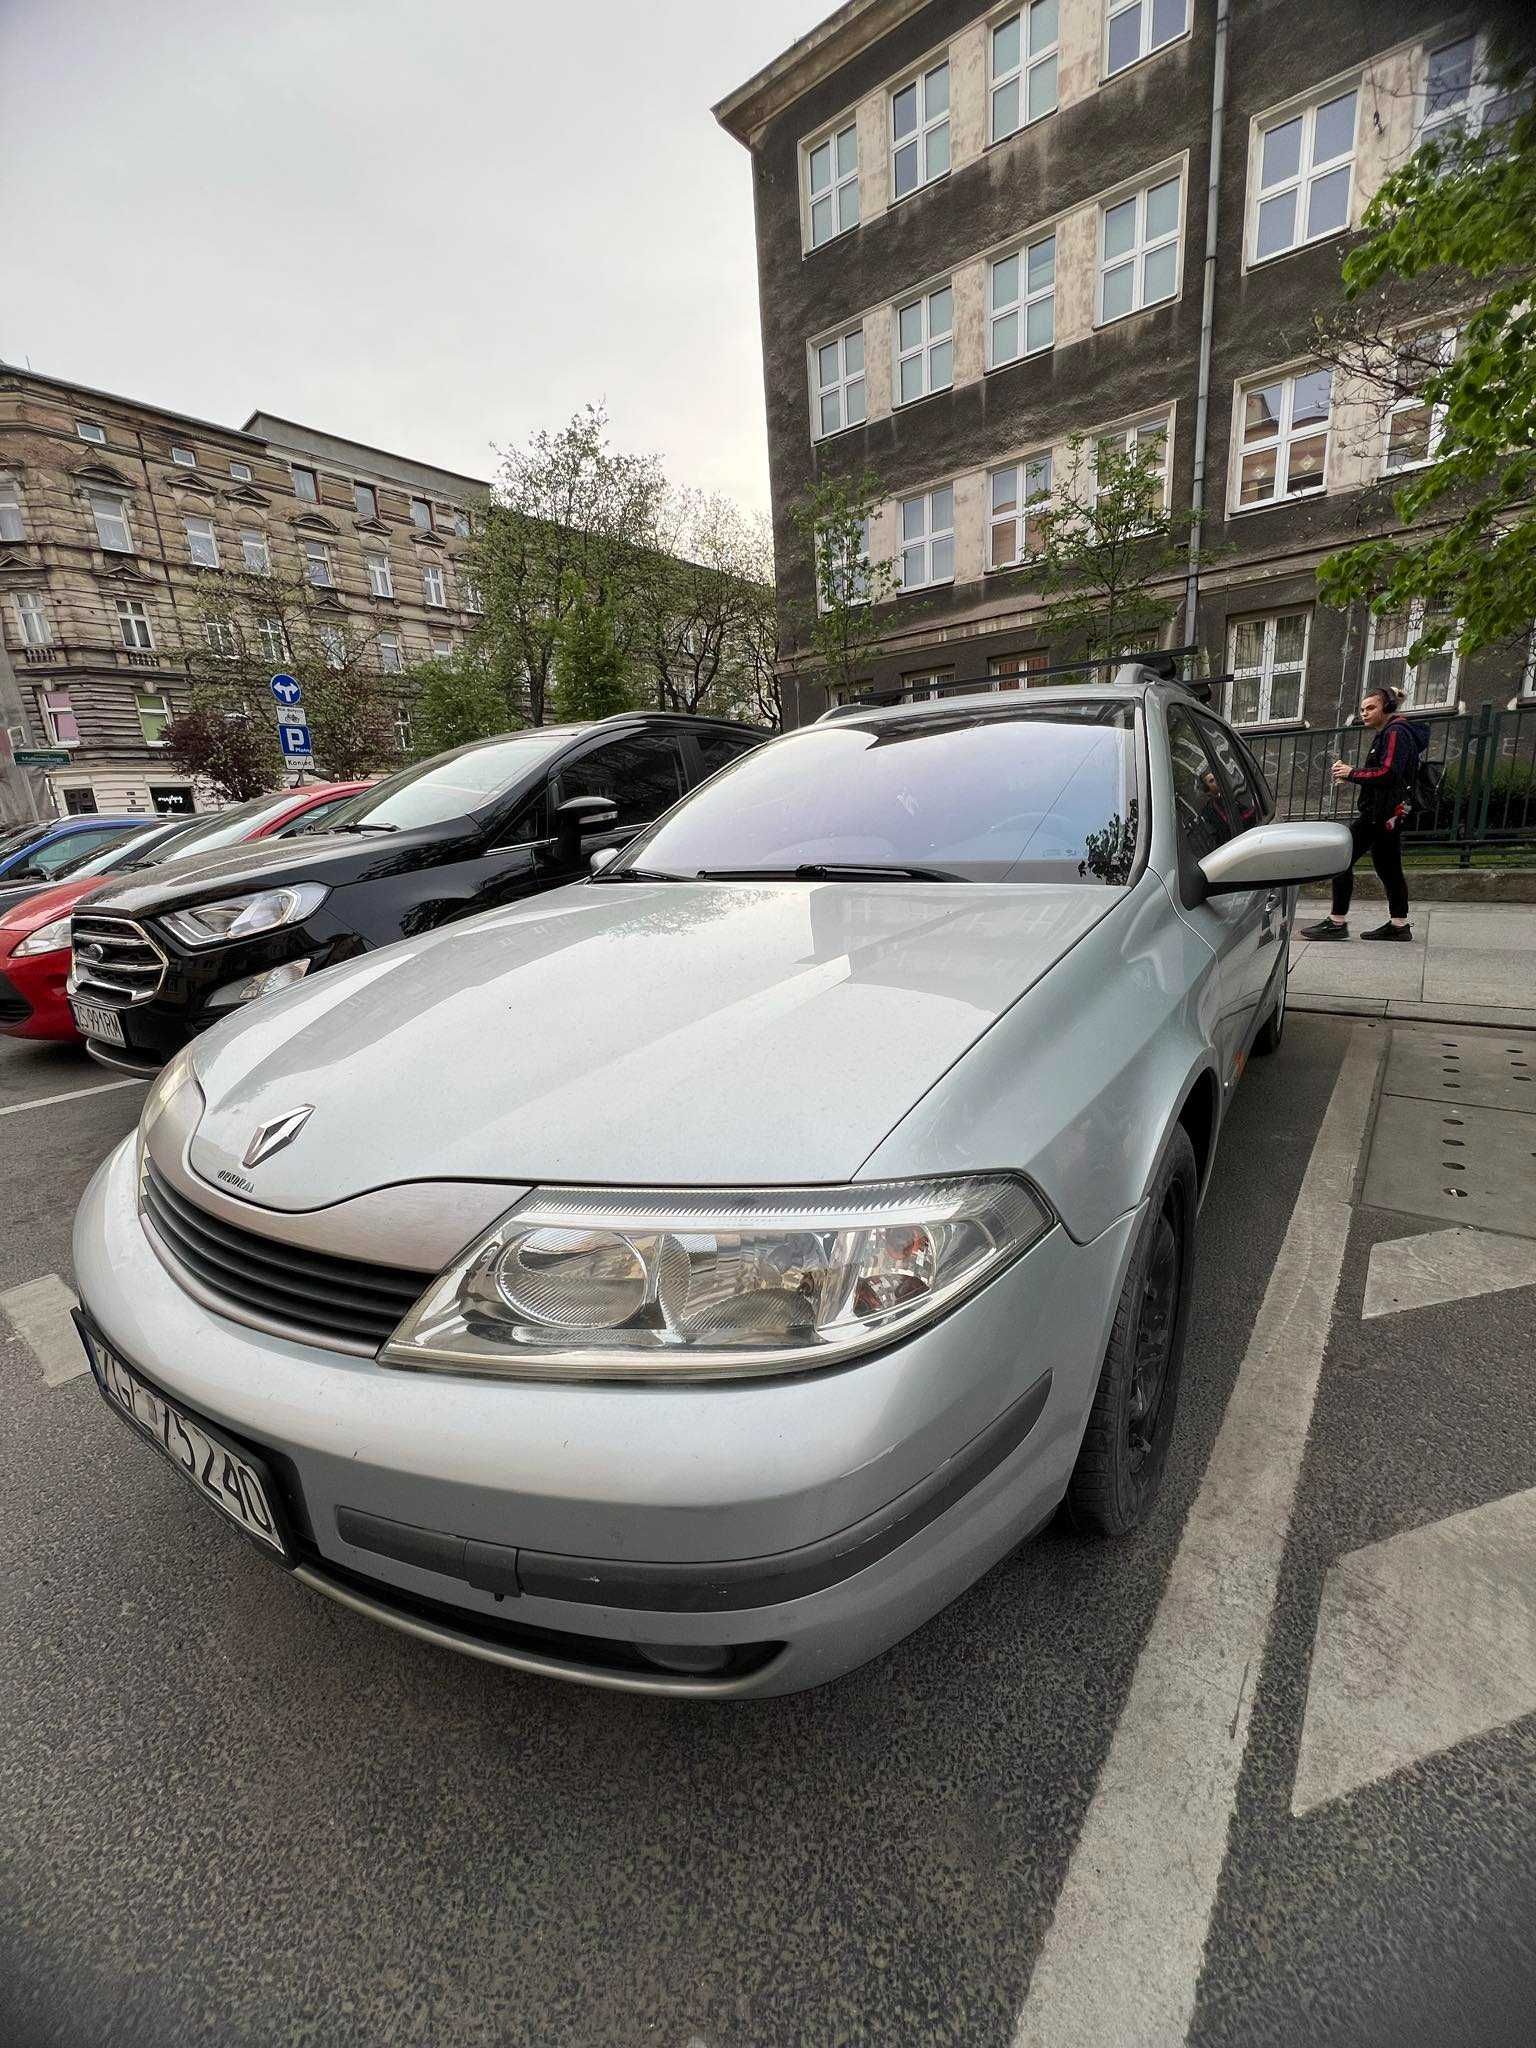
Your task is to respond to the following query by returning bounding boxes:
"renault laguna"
[72,670,1349,1697]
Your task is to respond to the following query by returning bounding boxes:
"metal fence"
[1245,702,1536,862]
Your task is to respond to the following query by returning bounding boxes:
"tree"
[628,490,777,718]
[552,589,637,721]
[470,405,664,726]
[160,703,275,804]
[406,649,511,760]
[1315,86,1536,666]
[790,472,897,703]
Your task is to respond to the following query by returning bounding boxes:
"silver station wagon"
[73,668,1349,1696]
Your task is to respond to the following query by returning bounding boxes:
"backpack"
[1411,753,1442,819]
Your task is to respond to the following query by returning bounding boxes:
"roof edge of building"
[241,410,492,494]
[713,0,922,144]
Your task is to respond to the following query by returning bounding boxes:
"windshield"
[62,818,194,881]
[120,791,306,867]
[619,705,1142,886]
[319,735,567,833]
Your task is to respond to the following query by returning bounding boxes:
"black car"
[70,712,765,1073]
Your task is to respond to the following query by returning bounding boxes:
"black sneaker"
[1361,921,1412,942]
[1301,917,1350,940]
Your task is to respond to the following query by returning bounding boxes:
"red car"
[0,783,369,1043]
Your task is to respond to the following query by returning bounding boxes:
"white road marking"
[0,1077,144,1117]
[1362,1225,1536,1318]
[1013,1024,1383,2048]
[1292,1486,1536,1814]
[1,1272,89,1385]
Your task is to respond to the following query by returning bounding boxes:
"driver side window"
[556,734,685,831]
[1167,711,1234,866]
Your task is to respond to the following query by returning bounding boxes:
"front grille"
[71,913,166,1007]
[0,972,31,1025]
[140,1158,434,1352]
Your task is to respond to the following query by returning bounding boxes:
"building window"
[185,516,220,568]
[377,631,403,673]
[41,688,78,745]
[170,445,196,468]
[453,509,471,538]
[13,591,51,647]
[62,787,99,815]
[813,329,866,438]
[1227,613,1308,724]
[1364,603,1460,710]
[394,703,414,752]
[991,1,1059,140]
[317,626,347,670]
[1384,329,1454,473]
[1099,172,1181,323]
[240,529,271,574]
[229,460,253,483]
[989,235,1055,367]
[205,618,238,659]
[304,539,334,588]
[988,650,1050,689]
[88,490,133,553]
[1106,0,1187,77]
[1237,368,1332,506]
[115,598,155,652]
[890,285,951,406]
[354,481,378,521]
[136,690,172,746]
[366,551,394,598]
[988,455,1053,568]
[1096,415,1170,506]
[817,516,873,608]
[461,573,483,614]
[1422,36,1502,139]
[0,477,23,541]
[76,421,106,445]
[807,122,859,246]
[899,486,955,590]
[422,564,447,607]
[257,616,286,665]
[410,497,432,531]
[291,466,318,502]
[1251,87,1357,263]
[901,668,955,702]
[892,61,949,202]
[149,785,194,815]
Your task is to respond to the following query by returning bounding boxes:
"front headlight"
[160,883,328,949]
[134,1041,202,1178]
[382,1175,1052,1381]
[14,913,73,957]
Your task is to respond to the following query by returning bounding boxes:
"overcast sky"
[0,0,825,511]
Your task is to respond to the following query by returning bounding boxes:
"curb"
[1290,995,1536,1030]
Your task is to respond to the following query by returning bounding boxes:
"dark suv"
[70,712,765,1073]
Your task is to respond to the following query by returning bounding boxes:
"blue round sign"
[269,672,303,706]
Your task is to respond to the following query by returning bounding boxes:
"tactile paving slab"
[1363,1095,1536,1237]
[1382,1027,1536,1114]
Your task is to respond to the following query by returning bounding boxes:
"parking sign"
[279,723,313,759]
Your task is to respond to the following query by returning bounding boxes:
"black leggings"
[1333,815,1409,920]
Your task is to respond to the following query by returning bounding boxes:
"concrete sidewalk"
[1289,903,1536,1028]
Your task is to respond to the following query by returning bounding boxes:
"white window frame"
[431,635,454,660]
[422,563,447,608]
[240,529,271,574]
[898,486,955,591]
[895,284,953,406]
[1420,34,1502,141]
[1364,601,1461,711]
[805,121,859,248]
[204,618,238,660]
[891,61,950,203]
[394,702,414,752]
[317,625,347,670]
[291,466,318,503]
[304,539,334,588]
[114,598,155,652]
[170,445,196,468]
[185,516,220,569]
[988,233,1056,368]
[13,591,51,648]
[1094,413,1172,510]
[1383,327,1455,475]
[1524,628,1536,702]
[409,497,433,532]
[816,516,873,611]
[1105,0,1189,78]
[257,616,286,665]
[136,689,172,747]
[75,420,106,445]
[987,453,1054,570]
[812,327,866,439]
[1249,84,1359,266]
[1097,171,1182,324]
[366,551,394,598]
[990,2,1060,141]
[452,509,471,539]
[229,460,253,483]
[88,490,133,554]
[1234,367,1333,509]
[40,686,78,745]
[0,477,23,542]
[1226,612,1310,726]
[377,631,403,674]
[899,667,956,703]
[461,573,484,614]
[353,481,378,521]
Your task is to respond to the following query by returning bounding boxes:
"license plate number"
[92,1343,288,1558]
[71,1000,125,1045]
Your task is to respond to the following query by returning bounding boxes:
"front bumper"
[0,937,74,1040]
[74,1135,1140,1696]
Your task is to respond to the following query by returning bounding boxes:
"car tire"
[1066,1125,1198,1538]
[1251,949,1287,1058]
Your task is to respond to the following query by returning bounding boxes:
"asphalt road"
[1,1018,1533,2048]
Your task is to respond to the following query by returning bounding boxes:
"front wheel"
[1066,1126,1197,1537]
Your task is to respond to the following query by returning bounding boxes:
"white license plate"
[71,1000,125,1045]
[91,1341,289,1558]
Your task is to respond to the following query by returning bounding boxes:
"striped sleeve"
[1348,724,1403,784]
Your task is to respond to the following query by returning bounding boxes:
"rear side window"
[691,730,760,783]
[558,735,685,829]
[32,826,137,878]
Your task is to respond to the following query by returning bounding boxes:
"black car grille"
[140,1158,434,1352]
[71,913,166,1007]
[0,971,30,1025]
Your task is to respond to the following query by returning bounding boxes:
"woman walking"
[1301,685,1429,943]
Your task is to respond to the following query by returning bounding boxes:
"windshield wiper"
[695,862,961,883]
[591,865,687,883]
[336,821,398,834]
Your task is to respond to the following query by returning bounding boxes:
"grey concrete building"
[716,0,1535,732]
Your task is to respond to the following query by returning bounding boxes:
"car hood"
[83,826,451,915]
[185,879,1121,1208]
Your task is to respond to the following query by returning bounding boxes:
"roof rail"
[820,648,1222,719]
[594,709,766,733]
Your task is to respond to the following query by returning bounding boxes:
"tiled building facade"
[0,368,487,817]
[716,0,1536,729]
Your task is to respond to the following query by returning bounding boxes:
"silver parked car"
[72,671,1349,1697]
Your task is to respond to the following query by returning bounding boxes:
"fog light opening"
[634,1641,734,1676]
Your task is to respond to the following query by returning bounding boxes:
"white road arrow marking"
[1293,1487,1536,1815]
[1362,1225,1536,1318]
[2,1272,88,1385]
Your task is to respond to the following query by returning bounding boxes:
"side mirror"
[589,846,620,875]
[551,793,618,864]
[1198,821,1354,896]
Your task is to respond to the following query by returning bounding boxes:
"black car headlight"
[161,883,329,949]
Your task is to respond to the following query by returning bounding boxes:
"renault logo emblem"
[243,1104,315,1168]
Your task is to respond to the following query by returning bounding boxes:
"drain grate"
[1382,1028,1536,1114]
[1364,1095,1536,1237]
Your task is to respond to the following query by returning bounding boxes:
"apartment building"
[716,0,1535,730]
[0,367,488,816]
